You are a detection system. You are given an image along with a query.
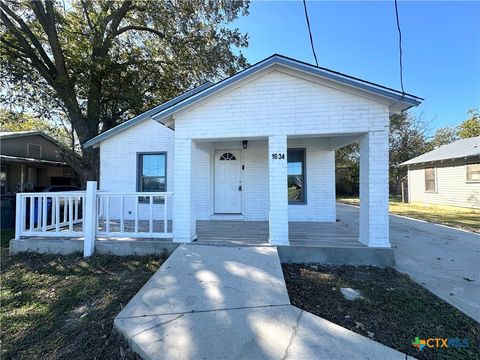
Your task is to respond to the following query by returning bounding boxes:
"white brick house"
[84,55,422,249]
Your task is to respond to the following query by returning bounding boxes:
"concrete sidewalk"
[115,245,411,359]
[336,203,480,322]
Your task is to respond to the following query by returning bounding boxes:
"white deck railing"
[14,182,174,257]
[97,192,173,238]
[15,192,86,238]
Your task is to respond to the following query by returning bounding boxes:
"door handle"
[238,185,242,191]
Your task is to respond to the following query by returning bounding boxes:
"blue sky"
[233,1,480,135]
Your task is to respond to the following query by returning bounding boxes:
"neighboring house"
[82,54,422,248]
[400,136,480,209]
[0,131,80,194]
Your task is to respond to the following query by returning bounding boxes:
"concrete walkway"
[337,203,480,323]
[115,245,410,359]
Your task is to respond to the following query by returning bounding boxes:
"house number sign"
[271,153,285,160]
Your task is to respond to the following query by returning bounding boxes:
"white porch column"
[323,150,336,222]
[268,135,289,245]
[83,181,97,257]
[173,138,196,242]
[359,129,390,247]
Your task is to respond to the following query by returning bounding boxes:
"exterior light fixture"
[242,140,248,149]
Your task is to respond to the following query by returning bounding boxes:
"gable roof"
[0,131,63,148]
[84,54,423,148]
[400,136,480,166]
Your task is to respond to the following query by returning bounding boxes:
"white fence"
[15,192,85,238]
[14,181,174,257]
[97,192,173,238]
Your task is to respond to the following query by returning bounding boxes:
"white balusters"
[96,192,173,238]
[15,189,173,241]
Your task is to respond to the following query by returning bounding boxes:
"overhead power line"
[302,0,319,67]
[394,0,405,94]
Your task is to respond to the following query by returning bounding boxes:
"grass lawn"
[283,264,480,360]
[1,229,165,360]
[337,196,480,233]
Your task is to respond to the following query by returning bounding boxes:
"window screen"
[424,167,436,192]
[466,163,480,182]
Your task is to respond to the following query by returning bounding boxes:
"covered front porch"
[174,130,390,249]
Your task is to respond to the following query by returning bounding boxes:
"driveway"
[115,245,410,359]
[337,203,480,322]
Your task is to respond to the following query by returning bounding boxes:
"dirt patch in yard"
[282,263,480,360]
[1,251,165,360]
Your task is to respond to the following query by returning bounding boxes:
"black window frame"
[287,148,306,204]
[137,152,167,203]
[424,167,436,192]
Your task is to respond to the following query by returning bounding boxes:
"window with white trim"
[424,167,436,192]
[466,163,480,182]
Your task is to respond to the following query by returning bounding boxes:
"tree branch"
[0,2,57,73]
[114,25,164,38]
[30,1,68,77]
[80,0,96,32]
[101,1,133,53]
[0,8,56,86]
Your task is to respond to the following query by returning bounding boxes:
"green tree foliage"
[336,107,480,196]
[1,108,53,133]
[458,108,480,138]
[335,143,359,195]
[389,113,430,193]
[0,108,74,149]
[336,112,430,196]
[428,126,459,150]
[1,0,249,182]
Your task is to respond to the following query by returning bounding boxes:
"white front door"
[214,150,242,213]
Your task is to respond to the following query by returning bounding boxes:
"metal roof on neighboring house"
[83,54,423,148]
[400,136,480,166]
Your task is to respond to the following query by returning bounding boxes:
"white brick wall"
[99,69,390,246]
[187,138,336,222]
[359,129,390,247]
[287,138,336,222]
[174,70,389,140]
[173,138,195,242]
[268,135,289,244]
[99,119,174,220]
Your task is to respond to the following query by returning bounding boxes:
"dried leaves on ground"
[1,251,165,360]
[282,263,480,360]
